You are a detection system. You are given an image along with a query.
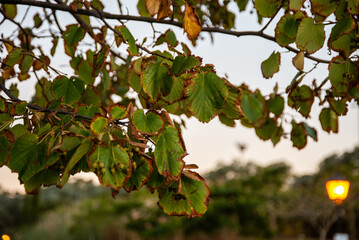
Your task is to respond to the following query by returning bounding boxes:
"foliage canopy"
[0,0,358,216]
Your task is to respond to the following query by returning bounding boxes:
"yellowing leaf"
[90,115,109,134]
[145,0,160,16]
[292,51,304,72]
[157,0,172,20]
[183,2,202,40]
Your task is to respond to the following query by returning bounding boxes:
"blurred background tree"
[1,146,358,240]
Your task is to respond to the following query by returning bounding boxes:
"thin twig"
[259,5,282,33]
[0,7,30,50]
[52,9,63,34]
[0,81,129,124]
[97,9,173,61]
[0,0,331,64]
[0,38,68,76]
[20,5,31,24]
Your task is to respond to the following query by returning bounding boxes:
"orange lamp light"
[326,179,350,205]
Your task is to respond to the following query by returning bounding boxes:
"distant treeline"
[1,147,359,240]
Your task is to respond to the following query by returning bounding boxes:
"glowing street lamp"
[326,175,350,240]
[326,178,350,205]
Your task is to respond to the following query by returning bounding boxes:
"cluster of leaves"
[0,0,358,216]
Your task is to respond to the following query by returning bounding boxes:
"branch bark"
[0,81,127,124]
[0,0,331,64]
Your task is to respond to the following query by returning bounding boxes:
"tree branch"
[0,7,30,50]
[0,81,126,125]
[0,0,331,64]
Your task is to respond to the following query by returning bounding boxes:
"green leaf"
[154,126,184,178]
[187,72,228,123]
[254,0,280,18]
[310,0,338,17]
[329,16,356,42]
[77,105,103,118]
[119,25,139,56]
[328,99,347,115]
[10,124,29,139]
[52,76,84,104]
[109,104,127,120]
[36,123,51,137]
[21,55,33,74]
[63,24,85,46]
[163,76,184,103]
[59,139,92,188]
[91,0,104,10]
[92,45,109,77]
[268,95,284,116]
[78,59,96,85]
[3,4,17,18]
[137,0,151,17]
[88,144,131,189]
[6,49,22,67]
[133,109,164,134]
[329,18,355,56]
[61,136,81,152]
[304,123,317,141]
[219,87,241,120]
[33,13,42,28]
[165,30,178,47]
[90,116,109,134]
[289,0,304,10]
[240,91,267,127]
[218,114,236,127]
[296,18,325,54]
[275,14,300,47]
[171,56,200,76]
[0,97,7,112]
[348,0,359,13]
[124,155,152,191]
[0,135,10,166]
[158,171,209,217]
[261,51,281,79]
[271,125,283,146]
[141,61,173,100]
[8,134,40,182]
[82,86,100,106]
[236,0,249,11]
[329,59,358,93]
[128,70,142,92]
[147,163,166,189]
[255,118,276,140]
[51,36,59,56]
[290,121,307,149]
[11,101,27,115]
[24,169,60,194]
[331,34,353,58]
[319,108,338,133]
[288,85,314,118]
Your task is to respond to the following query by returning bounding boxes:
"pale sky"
[0,1,358,193]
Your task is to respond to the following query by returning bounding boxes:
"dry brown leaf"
[69,3,78,12]
[127,138,150,149]
[145,0,161,17]
[183,2,202,40]
[183,170,201,181]
[33,59,43,70]
[157,0,172,20]
[184,164,199,169]
[84,0,91,10]
[292,51,304,72]
[161,110,174,126]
